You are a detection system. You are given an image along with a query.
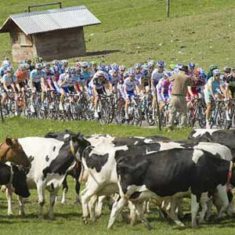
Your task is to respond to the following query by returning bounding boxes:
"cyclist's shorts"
[62,86,75,94]
[204,91,212,104]
[125,90,135,100]
[96,87,105,95]
[33,82,41,92]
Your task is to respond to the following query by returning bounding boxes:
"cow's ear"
[6,138,14,146]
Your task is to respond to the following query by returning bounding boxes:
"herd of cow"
[1,128,235,229]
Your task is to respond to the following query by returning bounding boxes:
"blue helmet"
[188,62,195,69]
[157,60,165,67]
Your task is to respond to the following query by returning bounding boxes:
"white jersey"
[124,78,139,92]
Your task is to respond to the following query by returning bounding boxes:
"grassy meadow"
[0,0,234,68]
[0,0,235,234]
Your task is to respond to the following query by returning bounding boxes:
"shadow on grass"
[82,49,120,57]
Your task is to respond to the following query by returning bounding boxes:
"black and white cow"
[188,129,235,150]
[0,162,30,215]
[15,133,90,218]
[82,137,234,226]
[108,147,235,229]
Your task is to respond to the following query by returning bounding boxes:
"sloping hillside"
[0,0,234,68]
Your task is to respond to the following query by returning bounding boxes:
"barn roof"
[0,5,101,35]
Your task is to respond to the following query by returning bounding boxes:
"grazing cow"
[0,138,31,168]
[16,133,90,218]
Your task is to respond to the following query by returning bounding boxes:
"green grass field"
[0,0,234,68]
[0,0,235,234]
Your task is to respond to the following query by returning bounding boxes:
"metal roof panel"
[0,5,101,34]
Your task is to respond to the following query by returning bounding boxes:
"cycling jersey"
[2,74,17,86]
[156,78,171,101]
[58,73,77,88]
[30,69,46,83]
[151,69,164,87]
[124,77,139,92]
[15,69,29,82]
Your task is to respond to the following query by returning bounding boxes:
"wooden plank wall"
[34,27,86,60]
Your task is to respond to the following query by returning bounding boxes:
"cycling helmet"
[81,61,89,68]
[6,67,14,73]
[147,60,155,69]
[156,60,165,67]
[188,62,195,69]
[119,65,126,71]
[128,68,135,77]
[163,71,172,77]
[213,69,220,76]
[111,63,119,71]
[134,63,142,69]
[35,63,43,70]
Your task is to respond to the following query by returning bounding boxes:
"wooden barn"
[0,5,101,62]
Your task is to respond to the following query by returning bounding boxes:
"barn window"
[19,32,32,47]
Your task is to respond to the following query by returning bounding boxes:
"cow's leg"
[6,185,13,216]
[129,201,137,226]
[37,181,46,219]
[191,193,200,228]
[61,176,68,204]
[107,197,127,229]
[227,189,235,216]
[88,195,98,222]
[80,182,100,224]
[75,179,81,204]
[198,193,210,224]
[18,196,25,216]
[215,185,229,219]
[48,189,58,219]
[134,202,152,230]
[95,195,106,218]
[167,198,185,227]
[205,199,213,221]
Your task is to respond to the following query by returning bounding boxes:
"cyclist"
[57,68,79,110]
[80,62,92,92]
[15,63,29,93]
[204,69,224,128]
[1,67,18,115]
[151,60,165,112]
[89,70,111,118]
[227,68,235,98]
[123,68,140,120]
[156,71,172,112]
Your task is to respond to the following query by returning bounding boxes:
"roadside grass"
[0,116,191,141]
[0,0,234,67]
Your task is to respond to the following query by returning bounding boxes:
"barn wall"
[9,23,35,62]
[34,27,86,60]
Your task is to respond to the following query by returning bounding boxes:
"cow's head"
[1,138,31,169]
[11,164,30,198]
[116,151,149,193]
[69,133,91,161]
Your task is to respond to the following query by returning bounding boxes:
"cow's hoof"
[19,211,25,217]
[83,217,89,224]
